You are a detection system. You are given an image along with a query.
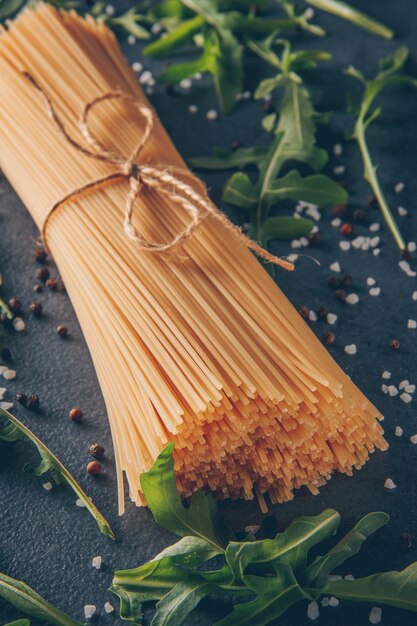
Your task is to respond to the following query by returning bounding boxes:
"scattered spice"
[390,339,400,350]
[26,394,40,411]
[327,276,340,290]
[16,392,27,406]
[340,223,353,236]
[87,460,101,475]
[317,305,329,319]
[322,331,336,346]
[33,284,43,293]
[298,305,310,319]
[90,443,105,459]
[56,325,68,338]
[29,301,42,317]
[8,297,21,313]
[400,532,415,551]
[45,278,58,290]
[69,407,83,422]
[341,273,352,286]
[332,204,346,217]
[335,289,347,302]
[352,208,367,222]
[36,267,50,281]
[34,247,48,263]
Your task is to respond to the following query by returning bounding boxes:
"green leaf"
[304,512,389,590]
[324,562,417,612]
[151,536,222,567]
[4,621,31,626]
[378,46,409,76]
[159,52,211,84]
[152,581,217,626]
[305,0,393,39]
[215,565,308,626]
[266,171,347,208]
[0,269,13,319]
[0,571,82,626]
[109,8,151,40]
[262,216,314,241]
[140,443,224,549]
[222,172,258,210]
[255,75,285,100]
[0,407,115,540]
[207,29,243,113]
[189,146,268,171]
[144,15,204,57]
[277,80,317,152]
[0,0,25,20]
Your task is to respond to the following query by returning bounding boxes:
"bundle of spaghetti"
[0,3,387,513]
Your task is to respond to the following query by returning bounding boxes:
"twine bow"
[25,72,294,271]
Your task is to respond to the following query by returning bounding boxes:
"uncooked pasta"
[0,3,387,514]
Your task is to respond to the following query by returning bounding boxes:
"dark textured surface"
[0,1,417,624]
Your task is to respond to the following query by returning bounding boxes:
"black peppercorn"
[16,392,27,406]
[36,267,50,281]
[331,204,346,218]
[8,297,22,313]
[322,331,336,346]
[317,305,329,319]
[45,278,58,291]
[34,247,48,263]
[400,532,415,551]
[352,208,367,222]
[335,289,347,302]
[89,443,105,459]
[57,325,68,338]
[327,276,340,290]
[33,284,43,293]
[26,394,40,410]
[298,306,310,320]
[390,339,400,350]
[341,273,352,286]
[29,302,42,317]
[308,232,321,247]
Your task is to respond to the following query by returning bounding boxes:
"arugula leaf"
[262,216,314,241]
[0,571,83,626]
[140,443,224,549]
[152,581,218,626]
[0,268,13,320]
[324,562,417,611]
[0,0,26,20]
[0,407,115,540]
[152,536,222,567]
[304,0,393,39]
[190,146,268,171]
[266,170,347,208]
[144,15,204,56]
[5,621,31,626]
[347,47,417,250]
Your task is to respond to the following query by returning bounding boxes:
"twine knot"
[24,72,294,271]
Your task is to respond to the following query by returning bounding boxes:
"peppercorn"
[33,284,43,293]
[335,289,347,302]
[45,278,58,291]
[308,232,321,247]
[390,339,400,350]
[26,394,40,410]
[341,273,352,286]
[29,301,42,317]
[36,267,50,281]
[400,532,415,551]
[86,460,101,475]
[322,331,336,346]
[298,305,310,320]
[8,297,22,313]
[402,249,411,261]
[340,223,353,237]
[34,247,48,263]
[89,442,105,459]
[69,407,83,422]
[56,325,68,338]
[1,347,12,362]
[327,276,341,290]
[352,208,367,222]
[317,305,329,319]
[16,392,27,406]
[332,204,347,218]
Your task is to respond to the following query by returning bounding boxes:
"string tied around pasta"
[24,72,294,271]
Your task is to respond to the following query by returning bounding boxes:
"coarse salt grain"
[105,4,114,15]
[400,392,412,403]
[92,556,102,569]
[333,165,345,175]
[321,597,330,607]
[245,524,261,534]
[384,478,396,489]
[127,34,136,45]
[344,344,357,355]
[151,22,162,34]
[373,248,381,256]
[399,380,409,389]
[388,385,398,397]
[331,217,341,227]
[344,574,355,581]
[369,607,382,624]
[399,260,417,277]
[291,240,301,249]
[395,182,405,193]
[413,291,417,301]
[346,293,359,305]
[398,206,408,216]
[139,70,153,85]
[339,241,351,251]
[132,62,143,72]
[382,371,391,379]
[13,317,25,332]
[0,401,13,410]
[369,236,380,248]
[407,319,417,329]
[405,385,416,393]
[408,241,417,252]
[369,223,380,232]
[395,426,403,437]
[42,482,53,491]
[180,78,192,89]
[330,262,341,272]
[410,435,417,444]
[369,287,381,296]
[0,387,5,400]
[0,366,7,375]
[307,601,319,620]
[333,143,343,156]
[188,104,198,114]
[76,498,86,508]
[3,369,16,380]
[104,602,115,614]
[206,109,218,121]
[367,277,376,286]
[381,384,388,394]
[329,597,339,607]
[309,310,318,322]
[84,605,96,620]
[327,313,337,325]
[287,254,298,263]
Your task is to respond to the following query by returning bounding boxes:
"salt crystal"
[127,34,136,45]
[76,498,86,508]
[333,165,345,175]
[104,602,114,614]
[151,23,162,34]
[344,344,357,355]
[373,248,381,256]
[92,556,102,570]
[13,317,25,332]
[381,384,388,394]
[370,236,380,248]
[361,241,370,252]
[180,78,192,89]
[139,70,153,85]
[352,236,365,249]
[42,482,53,491]
[188,104,198,114]
[0,401,13,411]
[369,287,381,296]
[132,62,143,73]
[407,319,417,329]
[369,223,380,232]
[405,385,415,393]
[0,387,5,400]
[400,392,412,403]
[206,110,218,121]
[410,435,417,444]
[3,369,16,380]
[84,605,96,620]
[242,90,252,100]
[307,601,319,620]
[369,607,382,624]
[245,524,260,534]
[287,254,298,263]
[399,380,409,389]
[193,72,203,80]
[304,7,315,19]
[339,241,351,251]
[367,277,376,286]
[388,385,398,397]
[398,206,408,216]
[384,478,396,489]
[333,143,343,156]
[395,182,405,193]
[299,237,309,247]
[329,596,339,607]
[0,366,7,375]
[408,241,417,253]
[344,574,355,581]
[330,262,341,272]
[399,260,417,277]
[382,371,391,379]
[105,4,114,15]
[346,293,359,305]
[327,313,337,325]
[331,218,341,227]
[309,310,318,322]
[321,597,330,607]
[291,240,301,249]
[395,426,403,437]
[412,291,417,301]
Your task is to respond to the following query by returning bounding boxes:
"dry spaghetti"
[0,3,387,514]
